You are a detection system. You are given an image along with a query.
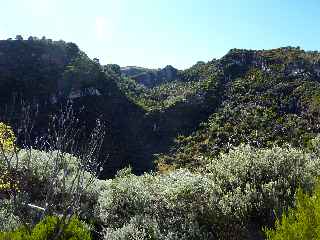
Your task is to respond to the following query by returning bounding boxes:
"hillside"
[1,39,320,177]
[0,38,152,176]
[116,47,320,171]
[2,38,320,239]
[0,38,216,177]
[155,47,320,170]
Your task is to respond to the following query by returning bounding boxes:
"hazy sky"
[1,0,319,69]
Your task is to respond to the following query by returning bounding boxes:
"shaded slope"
[0,39,153,176]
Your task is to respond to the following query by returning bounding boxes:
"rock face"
[120,65,178,87]
[219,47,320,81]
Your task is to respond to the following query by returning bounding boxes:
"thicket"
[96,141,320,239]
[264,180,320,240]
[3,130,320,239]
[0,104,105,239]
[0,216,91,240]
[2,43,320,239]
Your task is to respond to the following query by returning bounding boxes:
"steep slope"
[0,38,222,177]
[156,47,320,170]
[2,39,320,177]
[0,38,153,176]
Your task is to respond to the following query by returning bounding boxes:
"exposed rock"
[68,87,101,100]
[120,65,178,88]
[120,66,150,76]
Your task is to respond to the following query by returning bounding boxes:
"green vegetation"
[0,122,15,152]
[2,38,320,238]
[264,181,320,240]
[0,216,91,240]
[157,51,320,170]
[117,78,203,111]
[96,143,320,239]
[4,126,320,239]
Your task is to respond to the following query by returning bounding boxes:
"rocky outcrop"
[68,87,101,100]
[120,65,178,87]
[221,48,320,80]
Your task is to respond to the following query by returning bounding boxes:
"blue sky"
[1,0,319,69]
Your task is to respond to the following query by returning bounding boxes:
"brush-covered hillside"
[1,38,320,239]
[116,46,320,170]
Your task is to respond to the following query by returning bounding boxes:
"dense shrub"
[205,144,320,226]
[0,199,21,231]
[0,109,105,235]
[117,77,204,111]
[0,148,102,220]
[0,169,19,194]
[264,181,320,239]
[97,168,248,240]
[0,122,15,152]
[0,215,91,240]
[97,144,320,239]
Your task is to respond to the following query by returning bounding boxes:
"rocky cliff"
[120,65,178,87]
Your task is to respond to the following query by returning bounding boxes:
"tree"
[105,64,121,75]
[93,58,100,64]
[15,35,23,41]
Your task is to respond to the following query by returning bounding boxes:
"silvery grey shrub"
[96,143,320,239]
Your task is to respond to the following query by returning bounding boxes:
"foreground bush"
[97,168,248,240]
[0,215,91,240]
[0,199,21,232]
[0,122,15,152]
[205,144,320,226]
[0,148,103,224]
[2,133,320,238]
[96,144,320,239]
[264,181,320,240]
